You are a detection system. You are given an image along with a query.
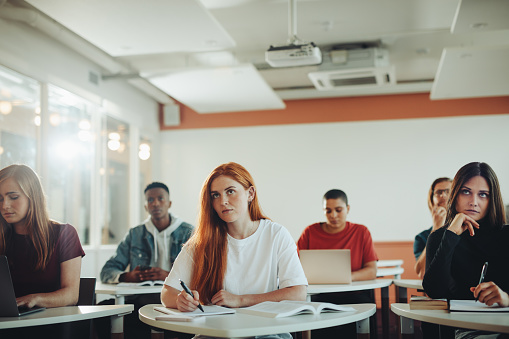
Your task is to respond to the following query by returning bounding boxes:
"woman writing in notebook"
[161,163,307,327]
[0,164,84,309]
[423,162,509,337]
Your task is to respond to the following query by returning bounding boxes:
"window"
[46,84,96,244]
[0,66,39,169]
[101,116,130,244]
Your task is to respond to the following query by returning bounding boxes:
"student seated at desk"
[0,164,84,338]
[161,162,307,339]
[297,189,378,339]
[414,177,452,279]
[424,162,509,339]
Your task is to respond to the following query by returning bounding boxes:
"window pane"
[0,66,39,168]
[46,85,95,245]
[139,138,152,220]
[101,116,130,244]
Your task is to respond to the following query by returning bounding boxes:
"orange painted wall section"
[160,93,509,130]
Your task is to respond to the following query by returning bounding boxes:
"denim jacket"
[100,213,193,283]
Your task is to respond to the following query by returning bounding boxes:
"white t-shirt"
[165,219,308,295]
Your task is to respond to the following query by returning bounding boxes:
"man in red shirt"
[297,189,378,338]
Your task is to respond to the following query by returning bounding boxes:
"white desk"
[0,305,133,338]
[307,279,392,339]
[140,303,376,339]
[392,279,423,303]
[391,303,509,338]
[377,260,404,279]
[95,282,162,304]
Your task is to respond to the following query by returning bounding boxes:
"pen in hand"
[179,279,204,312]
[475,262,488,302]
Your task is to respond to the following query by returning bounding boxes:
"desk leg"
[356,317,370,339]
[151,328,164,339]
[381,286,389,339]
[111,314,124,339]
[400,316,414,339]
[114,295,125,305]
[398,286,408,303]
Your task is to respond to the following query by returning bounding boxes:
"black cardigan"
[423,222,509,300]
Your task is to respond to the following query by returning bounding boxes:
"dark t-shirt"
[7,223,85,297]
[413,227,432,260]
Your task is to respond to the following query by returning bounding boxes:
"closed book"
[409,295,448,310]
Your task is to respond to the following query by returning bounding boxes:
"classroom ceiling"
[4,0,509,112]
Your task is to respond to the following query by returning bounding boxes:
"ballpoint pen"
[179,279,204,312]
[475,262,488,302]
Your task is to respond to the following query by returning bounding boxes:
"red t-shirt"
[297,221,378,272]
[7,223,85,297]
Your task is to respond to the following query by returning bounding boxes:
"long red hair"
[189,162,267,303]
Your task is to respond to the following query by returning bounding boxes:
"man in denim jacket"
[97,182,193,339]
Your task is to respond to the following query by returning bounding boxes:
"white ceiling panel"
[25,0,236,56]
[430,45,509,99]
[451,0,509,33]
[145,64,285,113]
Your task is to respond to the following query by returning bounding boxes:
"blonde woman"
[0,164,84,309]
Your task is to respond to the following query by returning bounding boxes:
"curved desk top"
[0,305,133,329]
[391,303,509,334]
[307,278,392,295]
[392,279,423,290]
[139,303,376,338]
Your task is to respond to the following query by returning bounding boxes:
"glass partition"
[46,84,96,244]
[0,66,39,169]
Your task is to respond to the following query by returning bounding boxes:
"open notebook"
[154,305,235,321]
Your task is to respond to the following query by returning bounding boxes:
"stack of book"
[409,295,448,310]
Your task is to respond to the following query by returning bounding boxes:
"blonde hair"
[189,162,267,302]
[0,164,57,270]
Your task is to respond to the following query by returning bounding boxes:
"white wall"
[160,114,509,242]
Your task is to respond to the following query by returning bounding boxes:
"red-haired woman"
[161,162,307,337]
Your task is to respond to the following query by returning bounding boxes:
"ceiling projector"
[265,43,322,67]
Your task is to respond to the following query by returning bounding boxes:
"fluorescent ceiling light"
[146,64,285,113]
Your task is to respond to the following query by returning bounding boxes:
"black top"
[423,222,509,300]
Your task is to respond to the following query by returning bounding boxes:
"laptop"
[299,249,352,284]
[0,255,46,317]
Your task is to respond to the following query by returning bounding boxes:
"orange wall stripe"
[160,93,509,130]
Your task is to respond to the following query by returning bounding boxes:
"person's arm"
[423,212,480,299]
[414,249,427,279]
[16,256,82,308]
[352,260,377,281]
[100,232,132,283]
[210,285,307,308]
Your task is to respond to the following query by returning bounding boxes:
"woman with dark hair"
[161,162,307,338]
[0,164,84,309]
[414,177,452,279]
[423,162,509,338]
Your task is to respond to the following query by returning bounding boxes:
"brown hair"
[445,162,506,228]
[189,162,268,302]
[0,164,57,270]
[427,177,452,211]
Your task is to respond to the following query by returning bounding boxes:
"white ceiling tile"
[145,64,285,113]
[452,0,509,33]
[25,0,236,56]
[430,45,509,99]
